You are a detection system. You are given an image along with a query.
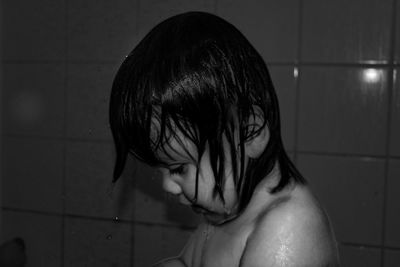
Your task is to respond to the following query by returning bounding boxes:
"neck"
[254,160,283,194]
[217,161,294,228]
[240,161,297,221]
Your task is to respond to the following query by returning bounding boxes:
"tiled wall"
[1,0,399,266]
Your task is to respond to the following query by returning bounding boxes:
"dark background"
[1,0,400,266]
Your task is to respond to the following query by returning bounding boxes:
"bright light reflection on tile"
[358,69,386,103]
[362,68,381,84]
[293,67,299,78]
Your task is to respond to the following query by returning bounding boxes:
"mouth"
[191,205,207,214]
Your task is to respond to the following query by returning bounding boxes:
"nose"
[162,175,182,195]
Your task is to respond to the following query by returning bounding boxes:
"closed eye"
[169,164,186,175]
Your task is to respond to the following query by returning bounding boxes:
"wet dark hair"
[109,11,305,212]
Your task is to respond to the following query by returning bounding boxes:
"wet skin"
[153,131,340,266]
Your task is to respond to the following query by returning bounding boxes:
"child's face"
[155,128,239,225]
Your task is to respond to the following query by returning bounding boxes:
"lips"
[191,205,206,214]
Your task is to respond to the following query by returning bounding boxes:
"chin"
[204,211,237,226]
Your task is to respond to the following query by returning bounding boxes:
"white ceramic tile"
[1,210,62,267]
[68,0,138,61]
[298,154,385,245]
[298,67,389,155]
[384,249,400,267]
[385,159,400,247]
[1,0,66,60]
[66,63,117,140]
[1,136,64,213]
[65,141,135,220]
[395,1,400,63]
[138,0,215,38]
[269,66,297,151]
[1,63,65,137]
[390,68,400,156]
[302,0,392,63]
[64,217,131,267]
[339,245,381,267]
[217,0,299,63]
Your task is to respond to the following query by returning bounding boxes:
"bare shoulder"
[240,185,340,267]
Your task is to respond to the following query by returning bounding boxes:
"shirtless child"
[109,12,340,267]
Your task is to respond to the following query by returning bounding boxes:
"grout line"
[2,206,197,230]
[1,59,122,64]
[130,154,138,266]
[2,207,64,217]
[64,213,132,224]
[131,218,135,267]
[0,0,3,239]
[130,141,141,265]
[1,133,113,144]
[67,60,123,65]
[380,1,398,266]
[3,59,399,67]
[136,0,142,38]
[298,62,396,68]
[265,61,298,66]
[60,0,69,266]
[340,241,400,251]
[1,60,66,64]
[4,133,400,160]
[381,70,395,267]
[7,205,400,252]
[296,150,389,160]
[133,220,196,231]
[272,62,400,68]
[381,246,400,252]
[131,2,141,265]
[292,0,303,165]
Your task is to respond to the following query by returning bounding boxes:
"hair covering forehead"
[149,106,199,162]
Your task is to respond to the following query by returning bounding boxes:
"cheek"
[198,166,217,193]
[180,165,203,198]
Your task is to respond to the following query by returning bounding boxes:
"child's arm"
[239,203,340,267]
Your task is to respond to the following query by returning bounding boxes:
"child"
[109,12,340,267]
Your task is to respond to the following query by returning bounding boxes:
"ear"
[244,110,270,159]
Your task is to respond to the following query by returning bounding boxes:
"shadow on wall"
[0,237,27,267]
